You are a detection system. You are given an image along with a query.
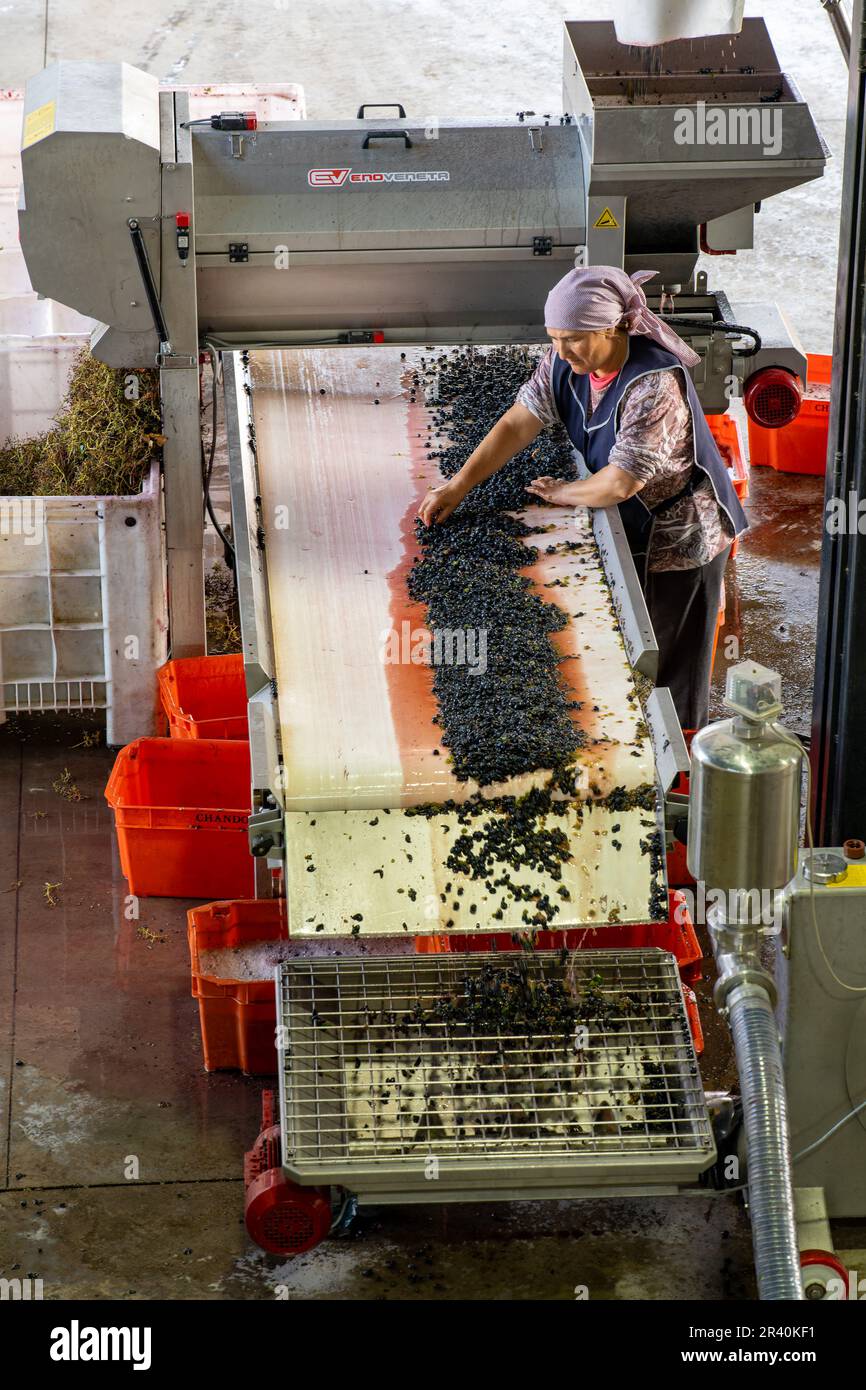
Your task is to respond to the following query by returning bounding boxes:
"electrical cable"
[200,346,235,559]
[699,723,866,1179]
[773,725,866,993]
[793,1097,866,1163]
[329,1191,358,1236]
[202,351,218,512]
[661,315,762,357]
[780,728,866,1160]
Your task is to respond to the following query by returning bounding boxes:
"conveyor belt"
[246,346,663,932]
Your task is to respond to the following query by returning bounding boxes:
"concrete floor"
[710,431,825,735]
[1,0,862,1301]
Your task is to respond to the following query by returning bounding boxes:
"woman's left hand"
[526,476,579,507]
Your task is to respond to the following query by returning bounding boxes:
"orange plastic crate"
[187,899,288,1073]
[105,737,254,898]
[416,890,702,979]
[707,412,749,558]
[157,654,248,740]
[747,353,831,475]
[414,893,704,1049]
[667,729,695,889]
[188,895,704,1071]
[710,590,726,674]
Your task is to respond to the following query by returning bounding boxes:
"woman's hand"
[417,478,466,526]
[526,476,580,507]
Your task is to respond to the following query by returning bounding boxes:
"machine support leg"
[158,89,206,657]
[794,1187,833,1253]
[161,367,206,657]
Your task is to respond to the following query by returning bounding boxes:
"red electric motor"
[244,1091,331,1256]
[743,366,804,429]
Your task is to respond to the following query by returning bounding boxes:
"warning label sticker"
[593,207,620,229]
[22,100,56,150]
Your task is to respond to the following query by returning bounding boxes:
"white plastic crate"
[0,462,167,743]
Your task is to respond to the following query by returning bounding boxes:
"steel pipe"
[821,0,852,62]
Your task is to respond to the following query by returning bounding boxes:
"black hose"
[662,315,762,358]
[202,354,218,512]
[200,347,236,564]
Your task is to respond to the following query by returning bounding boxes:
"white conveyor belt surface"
[248,347,662,933]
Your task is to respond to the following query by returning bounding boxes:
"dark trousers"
[644,546,730,732]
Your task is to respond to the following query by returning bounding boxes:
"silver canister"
[687,663,803,893]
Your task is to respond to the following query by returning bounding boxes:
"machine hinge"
[229,242,249,263]
[532,236,553,256]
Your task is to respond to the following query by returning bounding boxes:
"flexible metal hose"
[727,982,804,1300]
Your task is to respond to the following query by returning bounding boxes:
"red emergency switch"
[210,112,258,131]
[175,211,191,262]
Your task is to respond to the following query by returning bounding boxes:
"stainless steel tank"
[687,662,802,892]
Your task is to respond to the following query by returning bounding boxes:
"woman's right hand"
[417,478,466,527]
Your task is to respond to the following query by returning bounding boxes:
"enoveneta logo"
[49,1321,152,1371]
[307,167,450,186]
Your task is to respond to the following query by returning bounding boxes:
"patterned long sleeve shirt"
[516,346,734,572]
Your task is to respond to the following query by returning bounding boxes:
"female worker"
[417,266,748,730]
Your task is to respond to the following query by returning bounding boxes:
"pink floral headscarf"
[544,266,700,368]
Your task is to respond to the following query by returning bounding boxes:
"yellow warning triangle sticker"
[593,207,620,229]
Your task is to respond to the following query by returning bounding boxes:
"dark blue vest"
[551,337,748,579]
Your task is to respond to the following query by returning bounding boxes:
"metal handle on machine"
[357,103,407,119]
[362,129,414,148]
[127,218,172,358]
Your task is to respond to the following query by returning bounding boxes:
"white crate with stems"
[0,460,166,745]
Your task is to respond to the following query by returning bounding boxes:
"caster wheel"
[801,1249,849,1300]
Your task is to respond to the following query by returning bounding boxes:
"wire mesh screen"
[277,949,714,1191]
